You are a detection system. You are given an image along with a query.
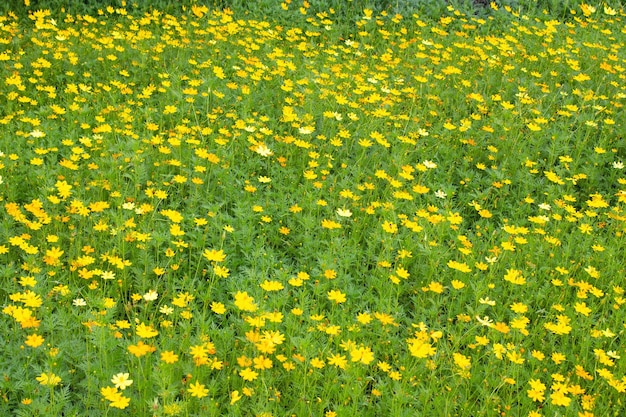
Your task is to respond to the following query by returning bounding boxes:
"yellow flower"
[24,333,44,348]
[550,388,571,407]
[327,290,346,304]
[336,208,352,217]
[213,265,230,278]
[111,373,133,390]
[187,381,209,398]
[453,353,471,370]
[160,351,179,364]
[163,105,177,114]
[321,219,342,229]
[127,341,156,357]
[254,144,273,157]
[260,280,284,291]
[239,367,258,381]
[135,322,158,338]
[527,122,541,131]
[574,302,592,317]
[544,315,572,335]
[349,346,374,364]
[310,357,325,368]
[527,379,546,402]
[408,340,436,358]
[324,269,337,279]
[447,260,471,273]
[253,355,273,370]
[210,302,226,314]
[36,372,61,387]
[230,390,242,405]
[381,221,398,234]
[203,248,226,263]
[233,291,258,312]
[327,353,348,369]
[451,280,465,289]
[356,312,372,324]
[504,268,526,285]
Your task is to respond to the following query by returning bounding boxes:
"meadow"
[1,1,626,416]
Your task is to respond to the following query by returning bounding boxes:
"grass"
[1,1,626,416]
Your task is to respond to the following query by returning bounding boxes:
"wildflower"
[210,302,226,314]
[163,105,177,114]
[36,372,61,387]
[476,316,494,327]
[544,315,572,335]
[575,365,594,381]
[451,280,465,289]
[255,144,273,157]
[425,282,444,293]
[136,322,158,338]
[388,370,402,380]
[310,357,325,368]
[233,291,258,312]
[260,280,284,291]
[447,260,471,273]
[354,312,371,325]
[102,388,130,409]
[143,290,158,301]
[381,221,397,233]
[336,208,352,217]
[203,249,226,263]
[423,160,437,169]
[230,390,242,405]
[239,367,258,381]
[531,350,545,361]
[213,265,230,278]
[111,373,133,390]
[408,339,436,358]
[574,302,592,316]
[374,312,397,326]
[504,269,526,285]
[159,305,173,315]
[188,381,209,398]
[479,297,496,306]
[128,341,156,357]
[253,355,273,370]
[580,3,596,16]
[349,346,374,364]
[550,388,571,407]
[324,269,337,279]
[101,270,115,280]
[527,379,546,402]
[25,334,44,348]
[321,219,342,229]
[327,353,348,369]
[160,351,179,364]
[327,290,346,304]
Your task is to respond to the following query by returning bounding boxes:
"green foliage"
[1,0,623,21]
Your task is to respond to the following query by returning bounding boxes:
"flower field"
[1,1,626,416]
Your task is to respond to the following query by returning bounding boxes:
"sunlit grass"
[1,2,626,416]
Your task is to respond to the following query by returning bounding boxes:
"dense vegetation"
[1,1,625,416]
